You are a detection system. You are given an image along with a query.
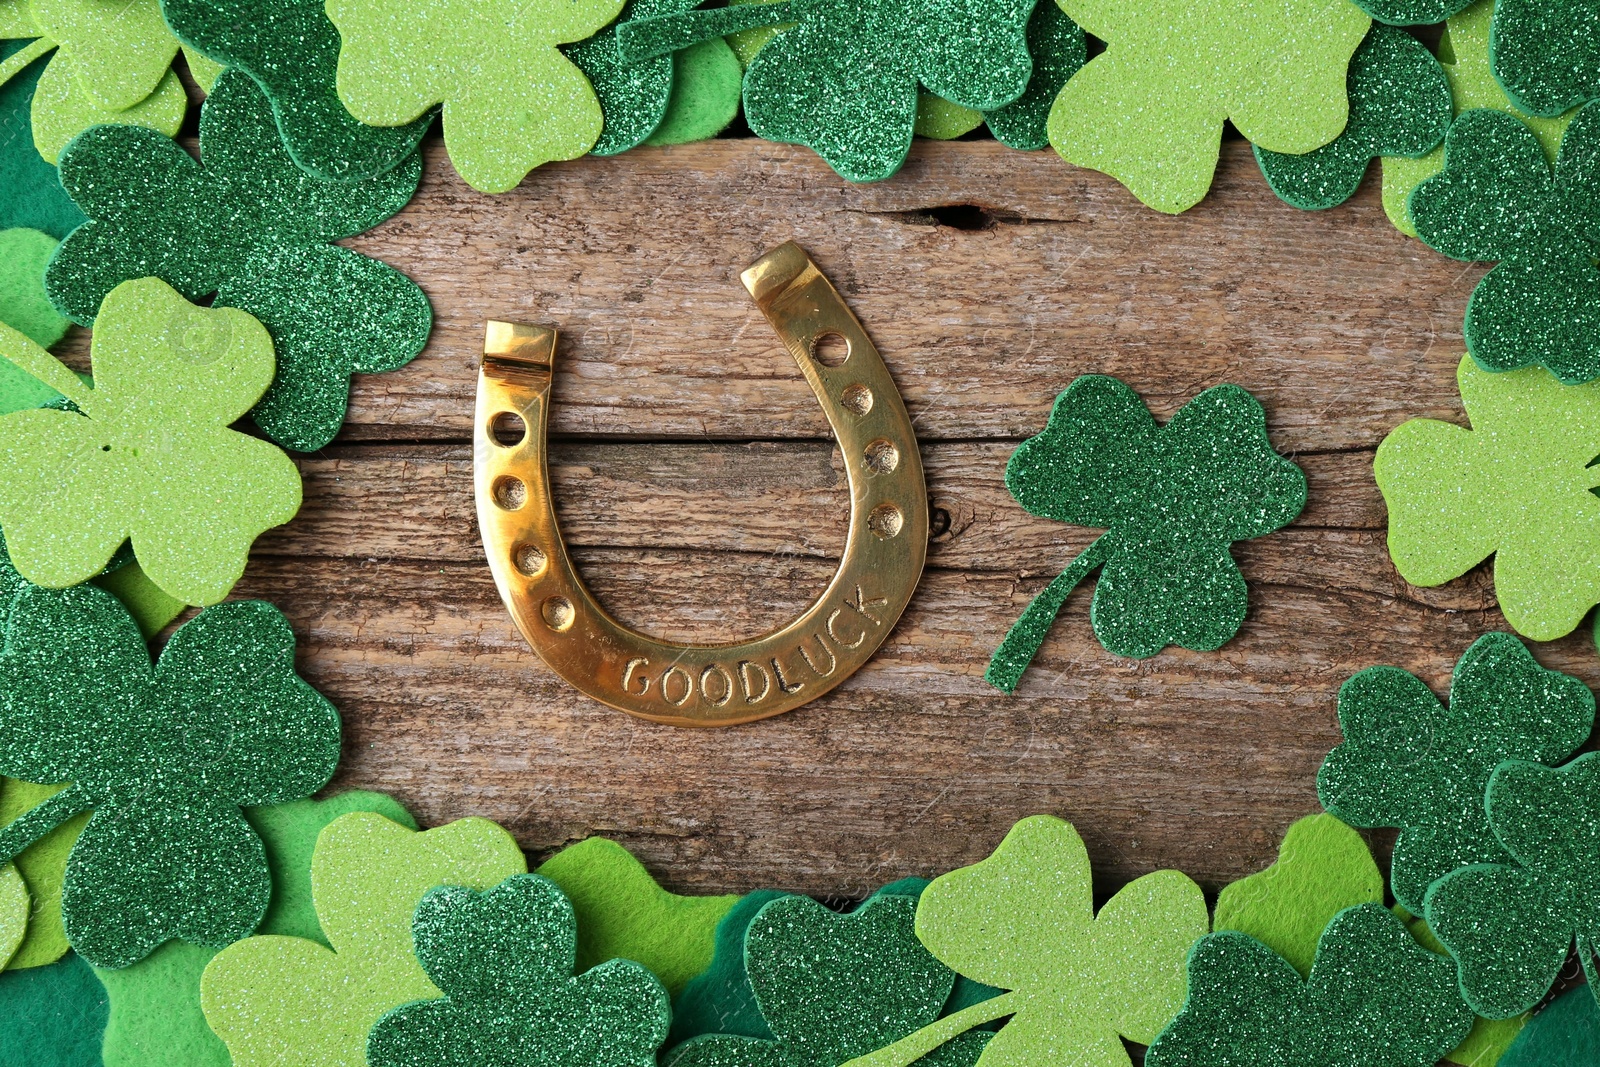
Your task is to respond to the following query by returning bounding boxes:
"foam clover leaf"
[0,277,300,604]
[0,861,25,968]
[0,228,68,355]
[1145,904,1474,1067]
[983,0,1084,151]
[1349,0,1474,25]
[1318,633,1594,915]
[46,70,431,452]
[1255,24,1450,211]
[327,0,623,194]
[1047,0,1369,213]
[1373,355,1600,640]
[1490,0,1600,118]
[618,0,1036,183]
[0,42,87,241]
[986,376,1306,692]
[1426,753,1600,1018]
[0,584,341,969]
[201,811,528,1067]
[1409,102,1600,383]
[671,891,990,1067]
[160,0,433,181]
[367,874,670,1067]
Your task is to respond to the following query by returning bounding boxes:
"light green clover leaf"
[0,863,25,968]
[327,0,625,193]
[0,276,302,605]
[1048,0,1370,213]
[1374,354,1600,641]
[30,51,187,163]
[845,814,1208,1067]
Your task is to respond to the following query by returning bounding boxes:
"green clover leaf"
[1497,985,1600,1066]
[1255,24,1450,211]
[1047,0,1369,213]
[1373,355,1600,640]
[1146,904,1474,1067]
[671,891,990,1067]
[1489,0,1600,118]
[846,815,1207,1067]
[1426,753,1600,1019]
[201,811,528,1067]
[0,277,300,604]
[986,376,1306,692]
[0,856,25,968]
[0,41,87,240]
[327,0,624,194]
[159,0,433,182]
[1348,0,1474,26]
[0,583,341,969]
[367,874,670,1067]
[46,70,431,453]
[1318,633,1593,915]
[1409,102,1600,383]
[0,228,68,355]
[983,0,1084,152]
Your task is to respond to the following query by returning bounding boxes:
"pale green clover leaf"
[327,0,625,193]
[0,276,301,605]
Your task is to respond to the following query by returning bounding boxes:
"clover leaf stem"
[985,533,1114,693]
[0,322,97,413]
[837,989,1021,1067]
[0,784,90,867]
[0,37,56,91]
[616,2,798,64]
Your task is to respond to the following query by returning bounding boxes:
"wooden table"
[218,137,1595,899]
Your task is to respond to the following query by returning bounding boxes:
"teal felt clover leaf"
[1255,24,1450,211]
[367,874,669,1067]
[670,891,991,1067]
[0,276,300,605]
[159,0,433,182]
[327,0,625,194]
[1409,101,1600,383]
[1489,0,1600,118]
[1145,904,1474,1067]
[46,69,431,452]
[1426,753,1600,1018]
[986,376,1306,693]
[618,0,1037,183]
[0,583,342,969]
[844,814,1208,1067]
[1317,632,1594,915]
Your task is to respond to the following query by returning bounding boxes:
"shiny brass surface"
[473,242,928,727]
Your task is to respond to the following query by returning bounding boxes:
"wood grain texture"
[180,138,1600,896]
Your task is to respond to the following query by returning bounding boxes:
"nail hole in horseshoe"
[513,543,547,576]
[542,596,575,631]
[868,503,904,539]
[493,476,527,510]
[811,332,850,367]
[492,411,526,446]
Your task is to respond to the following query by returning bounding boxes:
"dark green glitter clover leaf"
[986,376,1306,692]
[982,0,1084,152]
[1255,24,1450,210]
[1426,753,1600,1019]
[1145,904,1474,1067]
[159,0,433,182]
[45,68,431,452]
[1409,101,1600,384]
[1317,633,1594,916]
[366,873,670,1067]
[1348,0,1474,26]
[618,0,1036,182]
[1489,0,1600,119]
[667,892,990,1067]
[0,583,341,969]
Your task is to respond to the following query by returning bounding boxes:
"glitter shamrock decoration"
[1046,0,1369,213]
[326,0,624,193]
[986,376,1306,692]
[367,874,670,1067]
[1317,633,1594,914]
[0,583,341,969]
[1255,24,1450,211]
[0,277,300,605]
[159,0,433,181]
[1145,904,1474,1067]
[46,70,431,453]
[1374,356,1600,641]
[1489,0,1600,118]
[1426,753,1600,1018]
[670,892,991,1067]
[1348,0,1473,25]
[617,0,1036,182]
[1409,102,1600,383]
[844,815,1206,1067]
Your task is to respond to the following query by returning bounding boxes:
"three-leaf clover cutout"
[367,873,670,1067]
[0,583,341,968]
[1489,0,1600,118]
[1409,101,1600,384]
[1317,632,1594,915]
[1374,355,1600,641]
[987,376,1306,692]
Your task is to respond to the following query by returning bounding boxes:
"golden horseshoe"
[474,242,928,727]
